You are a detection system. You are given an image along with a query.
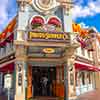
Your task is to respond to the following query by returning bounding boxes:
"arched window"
[30,15,45,30]
[81,72,85,85]
[47,16,62,27]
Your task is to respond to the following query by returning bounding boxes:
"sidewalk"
[0,95,7,100]
[77,89,100,100]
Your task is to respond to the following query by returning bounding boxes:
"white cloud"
[0,0,9,31]
[73,0,84,5]
[72,1,100,20]
[78,22,98,33]
[0,0,9,24]
[79,22,89,28]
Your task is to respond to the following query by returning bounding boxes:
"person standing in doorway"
[41,76,48,96]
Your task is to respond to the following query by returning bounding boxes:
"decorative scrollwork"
[32,0,58,14]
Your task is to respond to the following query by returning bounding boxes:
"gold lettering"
[29,32,68,40]
[45,33,49,39]
[53,34,56,39]
[29,32,31,39]
[63,34,68,40]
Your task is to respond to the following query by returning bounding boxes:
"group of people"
[33,74,52,96]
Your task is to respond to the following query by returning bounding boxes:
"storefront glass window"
[88,72,91,84]
[4,46,6,55]
[10,42,14,50]
[81,47,85,56]
[76,71,81,86]
[88,51,91,58]
[76,72,78,86]
[81,72,85,85]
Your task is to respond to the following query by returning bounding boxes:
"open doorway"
[32,67,56,97]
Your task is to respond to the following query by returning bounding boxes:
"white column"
[63,10,73,33]
[14,45,27,100]
[15,61,27,100]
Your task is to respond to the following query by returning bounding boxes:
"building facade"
[0,0,100,100]
[0,17,16,99]
[14,0,77,100]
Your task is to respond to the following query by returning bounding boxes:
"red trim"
[0,33,14,47]
[48,17,61,27]
[0,41,6,46]
[31,16,44,25]
[8,34,14,40]
[0,63,14,73]
[75,61,99,72]
[6,33,14,42]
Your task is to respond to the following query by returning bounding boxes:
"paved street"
[77,89,100,100]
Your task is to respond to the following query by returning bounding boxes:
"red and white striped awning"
[75,61,100,72]
[0,61,15,73]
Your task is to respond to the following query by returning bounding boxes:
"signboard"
[17,64,23,86]
[16,63,23,95]
[28,31,69,41]
[4,74,12,89]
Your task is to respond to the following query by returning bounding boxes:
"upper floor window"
[10,42,13,50]
[81,47,85,56]
[88,51,91,58]
[0,48,1,56]
[3,46,6,54]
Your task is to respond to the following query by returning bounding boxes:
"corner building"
[0,0,100,100]
[14,0,78,100]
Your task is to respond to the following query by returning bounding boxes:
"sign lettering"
[18,73,22,86]
[28,31,69,40]
[17,64,22,86]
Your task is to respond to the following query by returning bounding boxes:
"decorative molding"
[31,0,59,14]
[0,59,15,68]
[75,55,94,65]
[0,53,15,65]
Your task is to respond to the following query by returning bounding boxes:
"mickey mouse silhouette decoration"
[29,15,62,32]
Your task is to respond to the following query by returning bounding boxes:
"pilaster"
[92,39,100,89]
[63,45,77,100]
[15,45,27,100]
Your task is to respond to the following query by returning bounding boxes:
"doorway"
[32,67,56,97]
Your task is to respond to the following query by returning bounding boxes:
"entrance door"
[32,67,56,97]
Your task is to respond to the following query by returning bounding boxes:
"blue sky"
[0,0,100,32]
[0,0,17,32]
[72,0,100,31]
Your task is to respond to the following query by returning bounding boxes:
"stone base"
[15,94,25,100]
[69,96,77,100]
